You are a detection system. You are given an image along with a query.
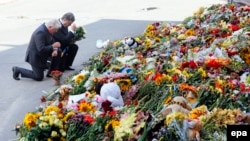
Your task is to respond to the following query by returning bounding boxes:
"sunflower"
[74,73,85,84]
[154,37,161,43]
[185,29,195,36]
[105,119,120,132]
[115,78,132,92]
[78,100,96,113]
[23,112,39,130]
[239,47,250,65]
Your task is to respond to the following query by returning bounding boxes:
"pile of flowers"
[16,3,250,141]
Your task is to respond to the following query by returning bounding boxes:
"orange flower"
[179,83,197,95]
[215,79,224,93]
[189,105,208,119]
[205,57,230,69]
[152,72,163,85]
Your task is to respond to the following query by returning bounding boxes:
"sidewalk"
[0,0,227,45]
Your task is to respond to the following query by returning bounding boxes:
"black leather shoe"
[46,70,52,78]
[46,73,52,78]
[12,67,20,80]
[65,67,75,71]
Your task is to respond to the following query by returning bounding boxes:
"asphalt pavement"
[0,0,226,140]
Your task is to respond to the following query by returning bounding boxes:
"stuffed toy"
[183,119,202,141]
[96,82,124,109]
[59,85,73,98]
[123,37,139,48]
[119,66,137,83]
[160,96,192,117]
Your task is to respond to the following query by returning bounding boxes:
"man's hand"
[51,42,60,57]
[70,23,76,31]
[52,42,61,48]
[51,50,58,57]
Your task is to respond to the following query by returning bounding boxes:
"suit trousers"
[60,44,78,71]
[19,50,62,80]
[47,49,62,74]
[18,65,44,81]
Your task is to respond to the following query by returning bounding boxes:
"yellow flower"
[182,69,190,78]
[135,37,140,42]
[62,111,75,123]
[51,130,58,137]
[105,119,120,132]
[185,29,195,36]
[144,39,152,48]
[170,27,177,34]
[78,101,96,113]
[113,40,121,46]
[23,112,39,130]
[145,70,153,76]
[75,73,85,84]
[165,112,187,125]
[164,96,172,105]
[134,121,145,134]
[198,67,207,78]
[166,67,181,74]
[154,37,161,43]
[146,24,154,31]
[115,78,132,92]
[177,34,186,40]
[60,129,67,137]
[44,106,60,115]
[208,108,241,128]
[114,113,136,141]
[39,121,49,130]
[162,74,172,82]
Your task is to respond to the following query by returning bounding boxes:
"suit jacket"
[53,20,75,50]
[25,23,54,69]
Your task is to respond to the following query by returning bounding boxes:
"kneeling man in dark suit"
[12,19,62,83]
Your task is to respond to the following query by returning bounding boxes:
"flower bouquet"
[72,26,86,43]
